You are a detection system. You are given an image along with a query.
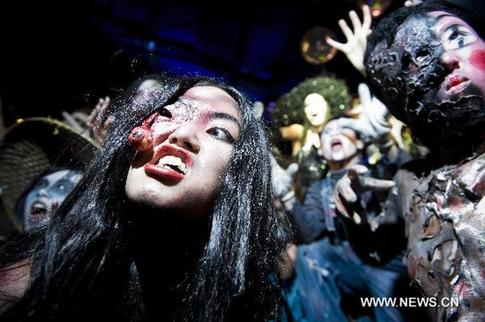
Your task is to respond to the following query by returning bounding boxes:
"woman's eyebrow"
[445,24,468,36]
[209,112,241,130]
[436,14,454,21]
[435,14,462,33]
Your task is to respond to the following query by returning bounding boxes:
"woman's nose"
[167,124,201,153]
[37,187,49,198]
[441,52,460,72]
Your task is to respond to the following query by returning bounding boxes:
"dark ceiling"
[1,0,398,123]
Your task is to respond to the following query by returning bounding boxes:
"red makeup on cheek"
[470,49,485,70]
[127,112,159,151]
[197,111,211,127]
[128,126,153,151]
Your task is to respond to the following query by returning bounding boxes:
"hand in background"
[334,164,394,224]
[87,96,113,145]
[404,0,423,7]
[276,244,297,280]
[336,83,390,144]
[326,5,372,75]
[271,155,299,200]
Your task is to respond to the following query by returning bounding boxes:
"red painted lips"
[144,145,192,182]
[446,75,469,91]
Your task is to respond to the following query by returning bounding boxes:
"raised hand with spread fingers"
[87,96,113,145]
[336,83,390,144]
[326,5,372,75]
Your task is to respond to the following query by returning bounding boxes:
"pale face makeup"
[366,11,485,144]
[304,93,329,127]
[23,169,82,229]
[429,11,485,100]
[320,119,362,162]
[125,84,241,217]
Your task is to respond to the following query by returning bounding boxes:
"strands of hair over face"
[0,74,290,321]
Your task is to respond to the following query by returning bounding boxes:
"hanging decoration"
[300,26,337,65]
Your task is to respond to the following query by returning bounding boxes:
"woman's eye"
[36,179,49,188]
[159,107,171,118]
[443,26,476,50]
[206,127,235,143]
[55,180,73,192]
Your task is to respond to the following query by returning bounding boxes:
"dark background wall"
[0,0,398,124]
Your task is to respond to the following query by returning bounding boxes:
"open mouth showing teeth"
[156,155,187,175]
[30,202,48,218]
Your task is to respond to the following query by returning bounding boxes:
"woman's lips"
[145,163,185,181]
[31,201,47,212]
[144,144,193,182]
[30,200,49,220]
[445,75,470,92]
[330,138,343,151]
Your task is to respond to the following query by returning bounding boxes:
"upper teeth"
[157,155,187,173]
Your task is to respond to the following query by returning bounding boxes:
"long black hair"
[0,74,289,321]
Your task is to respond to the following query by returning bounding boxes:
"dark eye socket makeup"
[427,13,478,51]
[441,26,477,50]
[159,107,171,118]
[206,127,235,143]
[205,112,240,143]
[434,14,472,36]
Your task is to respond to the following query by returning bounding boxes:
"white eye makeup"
[154,97,199,124]
[172,97,195,112]
[441,24,477,50]
[152,96,240,145]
